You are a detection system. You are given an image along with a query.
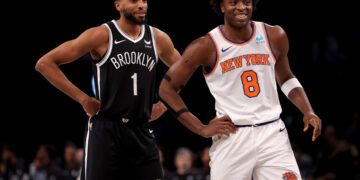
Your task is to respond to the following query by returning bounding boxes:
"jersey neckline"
[218,21,256,46]
[112,20,145,43]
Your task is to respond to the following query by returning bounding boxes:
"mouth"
[234,13,248,21]
[136,11,147,18]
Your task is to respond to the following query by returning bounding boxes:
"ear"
[114,0,121,11]
[220,2,225,13]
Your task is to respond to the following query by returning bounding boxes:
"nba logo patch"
[282,171,297,180]
[256,35,265,44]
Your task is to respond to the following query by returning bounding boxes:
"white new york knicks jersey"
[204,21,282,125]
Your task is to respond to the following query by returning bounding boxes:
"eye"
[244,0,251,5]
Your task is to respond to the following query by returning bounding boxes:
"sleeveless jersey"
[204,21,282,125]
[93,20,158,121]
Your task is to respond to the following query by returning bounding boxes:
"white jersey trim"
[95,24,113,100]
[97,23,113,67]
[95,65,102,100]
[112,20,145,43]
[84,118,91,180]
[149,26,159,62]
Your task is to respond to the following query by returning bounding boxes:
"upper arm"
[164,36,214,89]
[266,24,294,86]
[40,25,108,65]
[153,27,181,67]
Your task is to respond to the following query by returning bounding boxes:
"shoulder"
[264,23,289,57]
[81,24,109,42]
[150,27,172,45]
[182,35,215,66]
[149,27,174,54]
[186,35,213,52]
[264,23,288,43]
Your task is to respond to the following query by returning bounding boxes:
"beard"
[122,8,146,25]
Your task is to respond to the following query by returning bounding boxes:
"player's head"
[210,0,259,27]
[114,0,148,25]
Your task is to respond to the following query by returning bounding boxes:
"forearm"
[35,60,89,104]
[159,80,206,136]
[287,87,314,115]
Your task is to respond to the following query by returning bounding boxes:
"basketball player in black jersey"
[35,0,236,179]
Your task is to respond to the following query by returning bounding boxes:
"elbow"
[35,59,45,73]
[35,58,51,73]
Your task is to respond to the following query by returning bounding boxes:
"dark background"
[2,0,359,174]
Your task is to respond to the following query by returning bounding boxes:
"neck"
[222,21,253,43]
[117,18,142,39]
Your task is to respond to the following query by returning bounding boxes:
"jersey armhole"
[149,26,159,62]
[203,33,219,77]
[96,23,113,66]
[262,23,277,62]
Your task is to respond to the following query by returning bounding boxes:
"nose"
[138,0,147,9]
[235,2,246,10]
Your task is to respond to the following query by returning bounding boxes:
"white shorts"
[209,119,301,180]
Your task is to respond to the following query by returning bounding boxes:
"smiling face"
[221,0,253,28]
[115,0,148,25]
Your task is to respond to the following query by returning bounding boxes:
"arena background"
[2,0,359,179]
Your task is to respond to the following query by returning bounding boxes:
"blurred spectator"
[292,144,313,179]
[1,145,28,180]
[29,145,63,180]
[310,124,359,180]
[159,148,174,180]
[166,147,197,180]
[0,161,6,180]
[61,142,80,180]
[74,148,83,180]
[198,146,210,180]
[74,148,83,167]
[345,111,360,149]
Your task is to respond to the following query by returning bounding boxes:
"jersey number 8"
[241,70,260,98]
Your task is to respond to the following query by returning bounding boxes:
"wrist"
[199,125,208,137]
[303,109,315,116]
[78,94,90,106]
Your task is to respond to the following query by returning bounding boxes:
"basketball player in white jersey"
[159,0,321,179]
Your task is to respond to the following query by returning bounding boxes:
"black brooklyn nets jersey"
[93,20,158,121]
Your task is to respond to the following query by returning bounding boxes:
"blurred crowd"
[0,142,82,180]
[1,111,359,180]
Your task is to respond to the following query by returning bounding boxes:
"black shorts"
[80,115,162,180]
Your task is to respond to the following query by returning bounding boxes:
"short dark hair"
[210,0,260,16]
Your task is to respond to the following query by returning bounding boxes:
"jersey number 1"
[241,70,260,97]
[131,73,138,96]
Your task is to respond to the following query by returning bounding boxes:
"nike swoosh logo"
[280,127,286,132]
[144,40,151,45]
[114,39,126,44]
[221,46,232,52]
